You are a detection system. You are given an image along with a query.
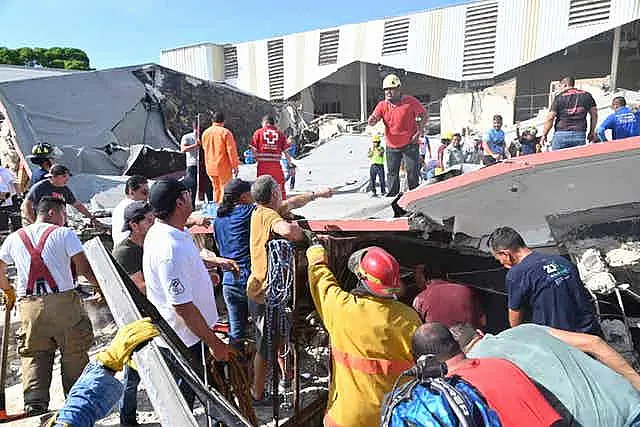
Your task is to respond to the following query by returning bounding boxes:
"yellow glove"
[96,317,159,372]
[2,287,16,311]
[306,245,327,267]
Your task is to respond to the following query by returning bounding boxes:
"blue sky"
[0,0,465,69]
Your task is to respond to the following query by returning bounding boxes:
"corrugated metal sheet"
[159,44,214,81]
[160,0,640,100]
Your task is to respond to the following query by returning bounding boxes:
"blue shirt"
[214,203,254,284]
[485,128,505,155]
[507,251,598,333]
[597,106,640,141]
[55,361,123,426]
[469,324,640,427]
[31,167,48,186]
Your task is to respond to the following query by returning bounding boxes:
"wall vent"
[318,30,340,65]
[382,18,410,56]
[569,0,611,27]
[267,39,284,99]
[223,46,238,79]
[462,1,499,80]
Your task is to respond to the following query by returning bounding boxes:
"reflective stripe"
[331,347,413,376]
[255,154,282,162]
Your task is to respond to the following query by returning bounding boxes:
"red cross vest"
[17,225,59,295]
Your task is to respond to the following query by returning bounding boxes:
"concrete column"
[610,26,622,91]
[360,62,368,122]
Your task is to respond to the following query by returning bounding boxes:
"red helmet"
[348,247,400,298]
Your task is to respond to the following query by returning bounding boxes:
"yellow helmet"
[372,134,381,143]
[382,74,401,90]
[442,131,454,141]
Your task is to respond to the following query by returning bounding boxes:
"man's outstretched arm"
[548,327,640,390]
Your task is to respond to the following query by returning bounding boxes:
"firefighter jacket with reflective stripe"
[308,263,421,427]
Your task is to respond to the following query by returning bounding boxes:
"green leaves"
[0,46,91,70]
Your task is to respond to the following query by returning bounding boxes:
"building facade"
[161,0,640,122]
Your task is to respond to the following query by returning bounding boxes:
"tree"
[0,47,91,70]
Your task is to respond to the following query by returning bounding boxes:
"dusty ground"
[1,297,329,427]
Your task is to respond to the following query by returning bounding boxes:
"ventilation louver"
[318,30,340,65]
[223,46,238,80]
[268,39,284,99]
[382,18,410,56]
[462,1,498,80]
[569,0,611,27]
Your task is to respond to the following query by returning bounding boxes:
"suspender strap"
[17,225,59,295]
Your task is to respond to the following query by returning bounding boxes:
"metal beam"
[360,62,368,122]
[611,26,622,90]
[83,238,200,427]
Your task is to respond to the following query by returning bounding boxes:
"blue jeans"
[120,365,140,424]
[552,130,586,150]
[222,269,249,352]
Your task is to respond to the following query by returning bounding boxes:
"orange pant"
[209,173,232,204]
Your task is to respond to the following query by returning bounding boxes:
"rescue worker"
[247,175,332,401]
[45,318,160,427]
[111,175,149,246]
[368,134,386,197]
[201,111,240,204]
[0,196,98,416]
[488,226,601,335]
[21,164,100,227]
[250,115,295,199]
[541,76,598,150]
[597,96,640,142]
[112,201,154,425]
[28,142,54,187]
[305,244,421,426]
[368,74,428,197]
[143,178,234,409]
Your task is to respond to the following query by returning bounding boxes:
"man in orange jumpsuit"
[250,115,295,199]
[201,111,239,204]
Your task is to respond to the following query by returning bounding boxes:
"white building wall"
[159,44,215,81]
[160,0,640,100]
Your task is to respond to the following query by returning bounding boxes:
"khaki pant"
[16,290,94,410]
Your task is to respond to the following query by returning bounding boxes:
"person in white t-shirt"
[0,166,16,207]
[111,175,149,246]
[0,196,99,416]
[143,178,234,409]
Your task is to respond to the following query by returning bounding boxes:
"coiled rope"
[265,239,295,395]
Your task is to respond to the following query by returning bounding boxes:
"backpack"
[381,375,502,427]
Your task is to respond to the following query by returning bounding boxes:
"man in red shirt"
[412,265,486,328]
[368,74,428,197]
[412,322,565,427]
[250,115,295,199]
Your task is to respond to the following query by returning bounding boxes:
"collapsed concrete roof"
[0,64,276,178]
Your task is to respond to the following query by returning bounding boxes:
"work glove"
[306,244,328,267]
[302,228,320,246]
[2,287,16,311]
[96,317,159,372]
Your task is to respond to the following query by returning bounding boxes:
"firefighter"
[305,244,421,427]
[250,115,295,199]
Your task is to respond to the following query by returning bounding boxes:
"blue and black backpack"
[381,357,502,427]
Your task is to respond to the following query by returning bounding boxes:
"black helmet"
[29,142,54,165]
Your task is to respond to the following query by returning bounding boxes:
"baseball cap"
[224,178,252,199]
[149,178,188,215]
[45,164,72,178]
[122,201,152,232]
